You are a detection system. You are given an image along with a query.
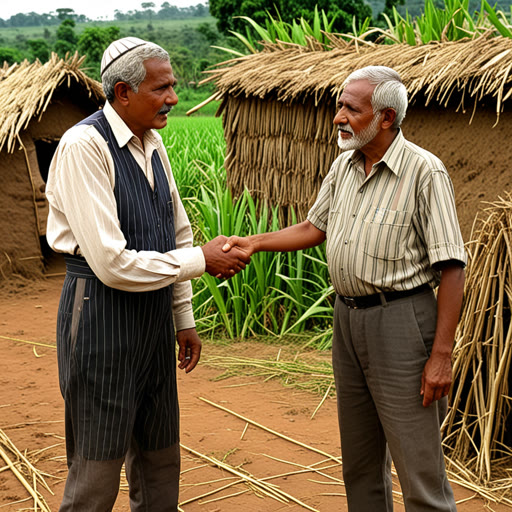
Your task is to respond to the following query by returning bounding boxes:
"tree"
[158,2,180,19]
[56,8,76,21]
[209,0,372,35]
[196,22,219,45]
[141,2,156,21]
[77,26,121,79]
[56,19,77,44]
[54,18,77,57]
[27,39,50,62]
[0,46,25,64]
[195,3,208,16]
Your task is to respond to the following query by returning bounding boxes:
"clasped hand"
[201,235,251,279]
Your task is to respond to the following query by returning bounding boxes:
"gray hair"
[102,44,170,103]
[344,66,408,128]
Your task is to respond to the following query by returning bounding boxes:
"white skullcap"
[101,37,148,75]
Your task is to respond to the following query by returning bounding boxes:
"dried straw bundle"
[443,194,512,495]
[0,428,53,511]
[221,94,339,223]
[0,52,104,154]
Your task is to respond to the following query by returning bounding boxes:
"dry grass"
[203,352,335,396]
[0,428,56,511]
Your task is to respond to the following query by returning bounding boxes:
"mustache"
[158,104,173,115]
[338,124,353,135]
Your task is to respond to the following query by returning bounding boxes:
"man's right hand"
[201,236,251,279]
[222,236,256,257]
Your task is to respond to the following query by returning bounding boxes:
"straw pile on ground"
[0,52,104,154]
[442,193,512,503]
[0,427,55,511]
[201,35,512,222]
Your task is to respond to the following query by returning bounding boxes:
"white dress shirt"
[45,101,205,330]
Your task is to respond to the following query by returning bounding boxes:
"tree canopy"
[208,0,373,34]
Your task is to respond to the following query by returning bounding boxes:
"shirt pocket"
[362,207,411,261]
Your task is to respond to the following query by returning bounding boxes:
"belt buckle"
[344,297,358,309]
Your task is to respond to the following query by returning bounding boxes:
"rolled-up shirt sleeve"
[46,125,205,296]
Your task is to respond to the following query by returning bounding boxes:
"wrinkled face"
[127,57,178,135]
[334,79,381,151]
[337,111,381,151]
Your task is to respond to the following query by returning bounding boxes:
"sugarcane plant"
[219,0,512,54]
[163,117,335,343]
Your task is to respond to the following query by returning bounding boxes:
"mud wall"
[403,104,512,242]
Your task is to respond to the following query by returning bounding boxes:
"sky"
[0,0,203,21]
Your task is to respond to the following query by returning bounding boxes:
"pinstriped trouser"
[332,289,457,512]
[57,257,180,510]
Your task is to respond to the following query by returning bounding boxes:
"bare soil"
[0,274,509,511]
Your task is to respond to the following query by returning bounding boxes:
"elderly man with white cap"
[45,37,250,511]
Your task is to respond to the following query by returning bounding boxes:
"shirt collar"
[103,101,161,151]
[348,129,405,177]
[378,129,405,177]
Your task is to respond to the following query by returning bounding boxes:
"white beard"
[337,113,381,151]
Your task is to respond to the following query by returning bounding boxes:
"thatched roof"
[0,53,104,153]
[202,36,512,116]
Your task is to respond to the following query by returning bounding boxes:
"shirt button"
[352,213,356,217]
[344,240,348,245]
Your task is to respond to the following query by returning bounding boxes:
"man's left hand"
[420,350,452,407]
[177,327,202,373]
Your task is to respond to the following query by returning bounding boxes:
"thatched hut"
[198,36,512,241]
[0,54,104,279]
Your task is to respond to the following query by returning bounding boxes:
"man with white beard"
[222,65,466,511]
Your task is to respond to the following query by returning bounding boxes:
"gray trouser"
[59,439,180,511]
[332,289,456,511]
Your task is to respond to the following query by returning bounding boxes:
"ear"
[381,108,397,130]
[113,81,131,107]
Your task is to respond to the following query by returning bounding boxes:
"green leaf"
[482,0,512,37]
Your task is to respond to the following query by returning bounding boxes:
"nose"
[167,88,178,105]
[333,107,346,125]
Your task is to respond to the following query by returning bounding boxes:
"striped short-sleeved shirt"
[307,130,467,297]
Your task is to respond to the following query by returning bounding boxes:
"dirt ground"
[0,273,510,512]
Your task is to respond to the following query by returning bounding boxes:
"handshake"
[200,235,255,279]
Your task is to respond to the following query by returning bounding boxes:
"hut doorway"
[34,138,64,274]
[34,139,58,183]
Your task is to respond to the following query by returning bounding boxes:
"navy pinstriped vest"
[77,109,176,256]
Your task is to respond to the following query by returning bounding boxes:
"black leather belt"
[339,284,431,309]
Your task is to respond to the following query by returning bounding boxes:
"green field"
[0,16,217,44]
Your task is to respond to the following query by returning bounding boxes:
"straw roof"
[0,53,104,153]
[202,36,512,116]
